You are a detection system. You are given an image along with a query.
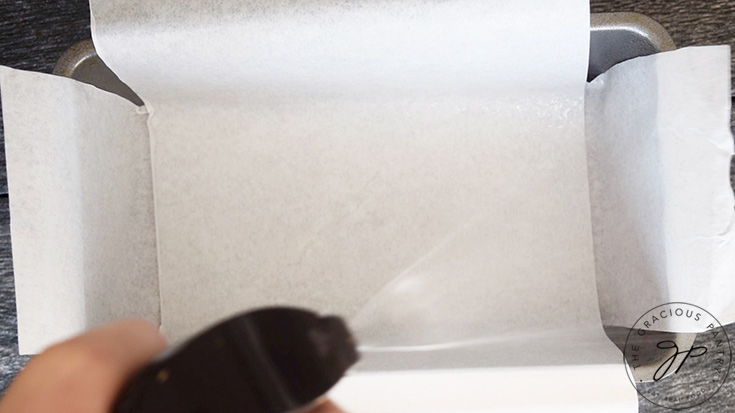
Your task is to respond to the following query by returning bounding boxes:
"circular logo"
[623,302,731,409]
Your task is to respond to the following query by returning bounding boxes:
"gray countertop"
[0,1,733,411]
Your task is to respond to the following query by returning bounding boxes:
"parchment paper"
[0,1,733,409]
[0,68,159,354]
[89,0,618,367]
[586,46,735,332]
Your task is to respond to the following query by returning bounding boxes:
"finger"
[0,319,166,413]
[309,400,345,413]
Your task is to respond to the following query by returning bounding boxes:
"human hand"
[0,319,342,413]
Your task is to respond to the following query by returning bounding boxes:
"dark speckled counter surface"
[0,1,734,411]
